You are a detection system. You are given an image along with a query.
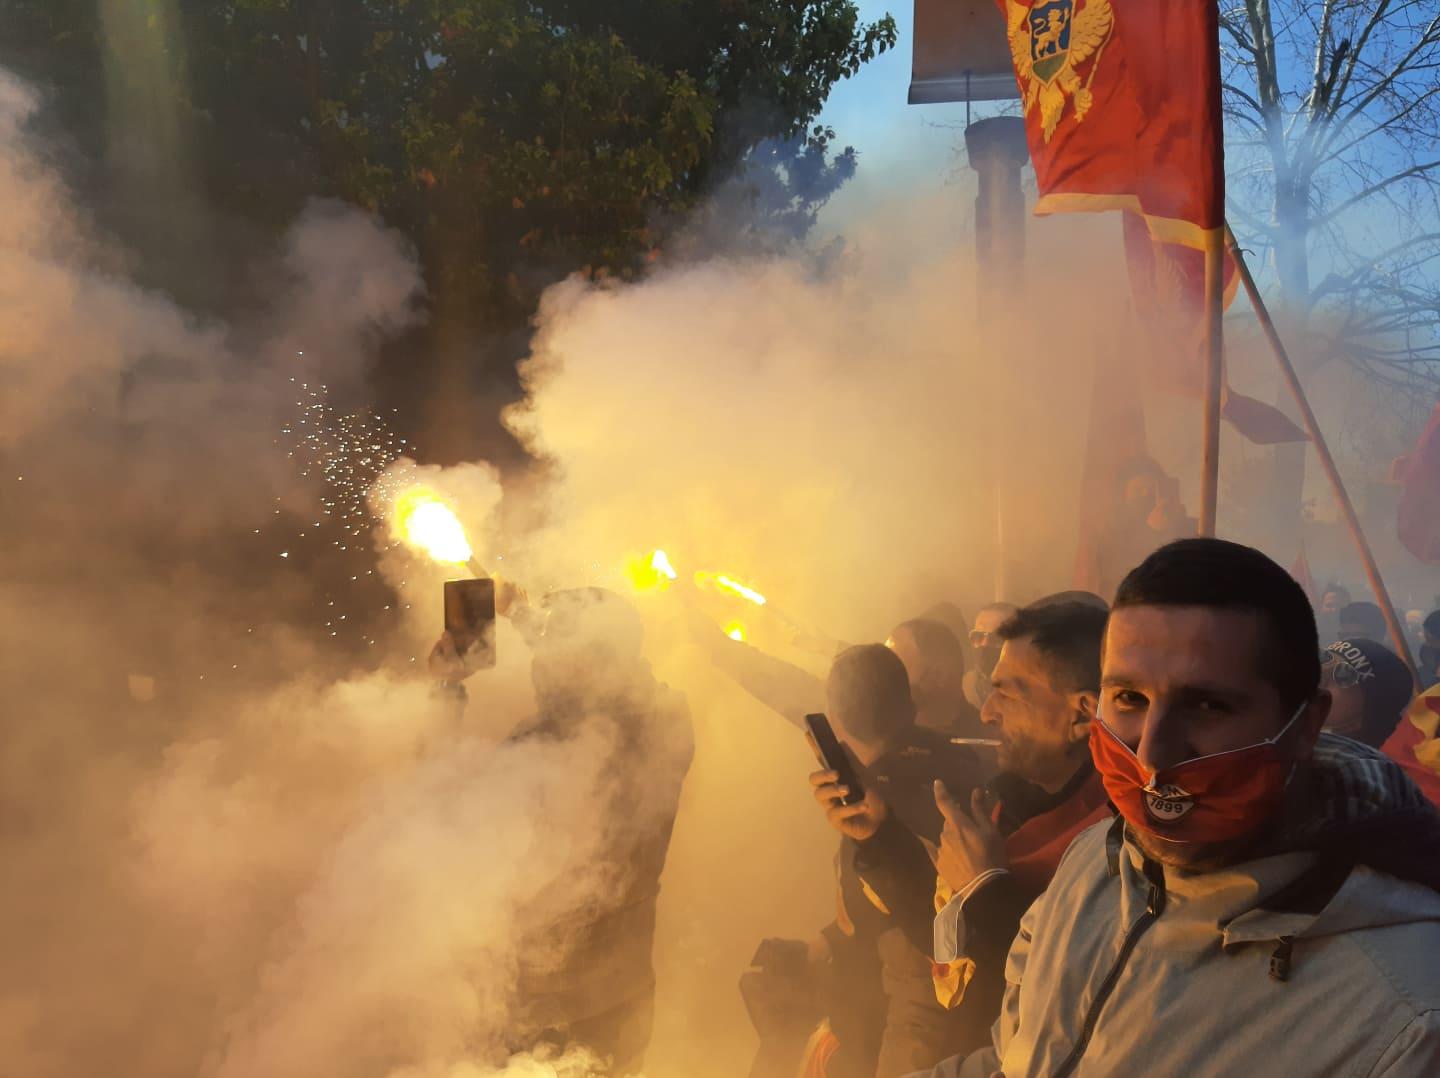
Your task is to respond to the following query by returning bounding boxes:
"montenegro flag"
[1123,213,1305,444]
[996,0,1307,445]
[997,0,1223,244]
[1383,685,1440,809]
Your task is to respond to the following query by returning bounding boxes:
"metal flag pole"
[1224,224,1418,680]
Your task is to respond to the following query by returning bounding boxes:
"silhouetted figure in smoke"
[1092,455,1195,601]
[508,588,693,1075]
[961,602,1019,712]
[1317,583,1352,645]
[432,587,693,1075]
[1340,599,1388,644]
[1423,610,1440,689]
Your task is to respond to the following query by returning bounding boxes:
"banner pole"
[1224,224,1418,681]
[1199,228,1225,536]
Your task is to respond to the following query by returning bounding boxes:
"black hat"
[1325,638,1414,746]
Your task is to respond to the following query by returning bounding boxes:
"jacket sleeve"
[1369,1011,1440,1076]
[852,816,940,953]
[707,636,823,728]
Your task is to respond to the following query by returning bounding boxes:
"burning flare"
[695,571,768,607]
[626,548,678,593]
[395,488,473,564]
[651,549,678,580]
[723,620,749,643]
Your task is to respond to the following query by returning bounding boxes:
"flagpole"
[1223,224,1418,680]
[1198,228,1225,537]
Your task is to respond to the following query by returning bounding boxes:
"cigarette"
[950,738,1003,748]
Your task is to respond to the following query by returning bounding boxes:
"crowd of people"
[431,539,1440,1077]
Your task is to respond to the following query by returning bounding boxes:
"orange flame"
[395,488,473,564]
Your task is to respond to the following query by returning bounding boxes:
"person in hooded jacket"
[910,538,1440,1078]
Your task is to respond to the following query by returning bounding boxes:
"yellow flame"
[626,549,677,593]
[395,488,472,563]
[696,571,767,607]
[651,549,677,580]
[723,620,748,642]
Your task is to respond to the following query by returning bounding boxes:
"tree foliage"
[0,1,896,329]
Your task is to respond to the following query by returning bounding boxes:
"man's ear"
[1294,691,1332,763]
[1069,690,1098,745]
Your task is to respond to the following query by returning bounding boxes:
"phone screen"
[444,578,497,669]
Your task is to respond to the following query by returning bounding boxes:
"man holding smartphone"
[797,644,988,1078]
[813,600,1111,1067]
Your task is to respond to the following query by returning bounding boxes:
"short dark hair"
[1031,590,1109,612]
[1425,610,1440,638]
[978,601,1020,619]
[891,618,966,675]
[1340,601,1386,639]
[996,601,1107,693]
[1113,538,1320,711]
[827,644,915,742]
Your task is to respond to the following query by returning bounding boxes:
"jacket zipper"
[1051,858,1167,1078]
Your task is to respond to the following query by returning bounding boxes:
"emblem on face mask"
[1143,783,1194,822]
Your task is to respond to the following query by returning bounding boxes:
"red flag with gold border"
[1395,401,1440,564]
[997,0,1224,245]
[1123,214,1306,444]
[994,0,1307,444]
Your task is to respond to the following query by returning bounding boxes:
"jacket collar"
[1223,863,1440,948]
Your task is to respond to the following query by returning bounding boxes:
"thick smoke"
[0,59,1191,1075]
[0,62,636,1078]
[2,41,1429,1078]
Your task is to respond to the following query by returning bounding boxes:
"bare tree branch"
[1313,158,1440,227]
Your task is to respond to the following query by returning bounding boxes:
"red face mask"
[1089,704,1306,844]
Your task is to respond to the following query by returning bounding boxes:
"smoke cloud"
[0,54,1143,1077]
[0,61,637,1078]
[3,42,1430,1078]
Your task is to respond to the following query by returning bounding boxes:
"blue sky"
[818,2,959,172]
[814,2,1021,228]
[816,3,974,214]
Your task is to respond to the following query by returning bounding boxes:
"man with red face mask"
[909,538,1440,1078]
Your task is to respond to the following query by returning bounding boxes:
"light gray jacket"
[912,813,1440,1077]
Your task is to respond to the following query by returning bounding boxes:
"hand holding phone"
[442,578,497,671]
[805,713,864,806]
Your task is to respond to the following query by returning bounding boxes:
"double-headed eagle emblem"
[1006,0,1115,141]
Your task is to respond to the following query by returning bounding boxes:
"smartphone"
[444,578,497,669]
[804,713,864,806]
